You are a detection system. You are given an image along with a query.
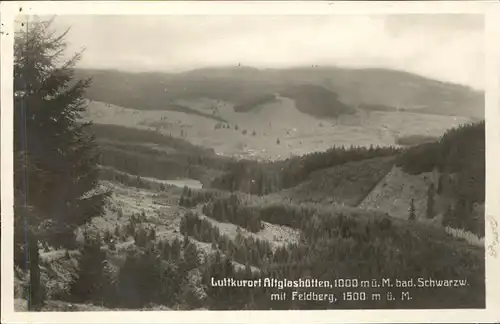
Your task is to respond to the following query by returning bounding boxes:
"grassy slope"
[83,94,474,163]
[358,165,437,219]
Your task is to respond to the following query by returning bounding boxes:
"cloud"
[48,14,484,89]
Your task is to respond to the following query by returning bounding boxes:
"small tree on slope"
[426,183,436,219]
[70,233,108,303]
[408,199,416,222]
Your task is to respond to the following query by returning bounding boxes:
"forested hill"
[279,84,355,118]
[75,66,484,119]
[209,121,485,235]
[85,123,232,185]
[396,120,485,203]
[87,123,215,156]
[395,121,485,235]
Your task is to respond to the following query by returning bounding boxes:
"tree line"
[180,211,272,267]
[210,145,399,195]
[65,192,485,310]
[396,121,485,236]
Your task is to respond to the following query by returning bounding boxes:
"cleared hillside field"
[276,156,395,206]
[358,166,437,219]
[84,98,471,161]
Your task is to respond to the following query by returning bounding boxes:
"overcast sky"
[46,14,484,90]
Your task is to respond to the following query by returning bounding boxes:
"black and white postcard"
[1,1,499,323]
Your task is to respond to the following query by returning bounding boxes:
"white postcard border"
[1,1,499,323]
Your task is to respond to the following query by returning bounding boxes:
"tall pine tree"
[426,183,435,219]
[70,232,108,303]
[14,17,110,310]
[14,17,109,255]
[27,229,43,310]
[408,198,416,222]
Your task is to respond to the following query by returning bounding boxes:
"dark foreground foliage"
[74,200,484,310]
[201,203,484,310]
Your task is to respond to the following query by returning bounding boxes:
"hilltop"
[75,66,484,120]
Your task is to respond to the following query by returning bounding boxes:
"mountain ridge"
[75,66,484,120]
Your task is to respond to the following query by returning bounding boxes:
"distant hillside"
[270,67,484,119]
[87,123,214,156]
[75,66,484,119]
[86,124,231,185]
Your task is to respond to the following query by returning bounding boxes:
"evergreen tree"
[13,19,111,311]
[426,183,435,219]
[70,233,107,302]
[27,230,44,310]
[437,174,444,194]
[193,223,199,239]
[103,229,112,245]
[148,228,157,241]
[14,18,109,253]
[114,225,121,239]
[453,196,468,229]
[183,242,200,271]
[235,226,244,246]
[116,250,146,307]
[408,199,416,222]
[443,204,454,227]
[134,226,148,248]
[171,238,182,261]
[99,260,116,306]
[108,239,116,251]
